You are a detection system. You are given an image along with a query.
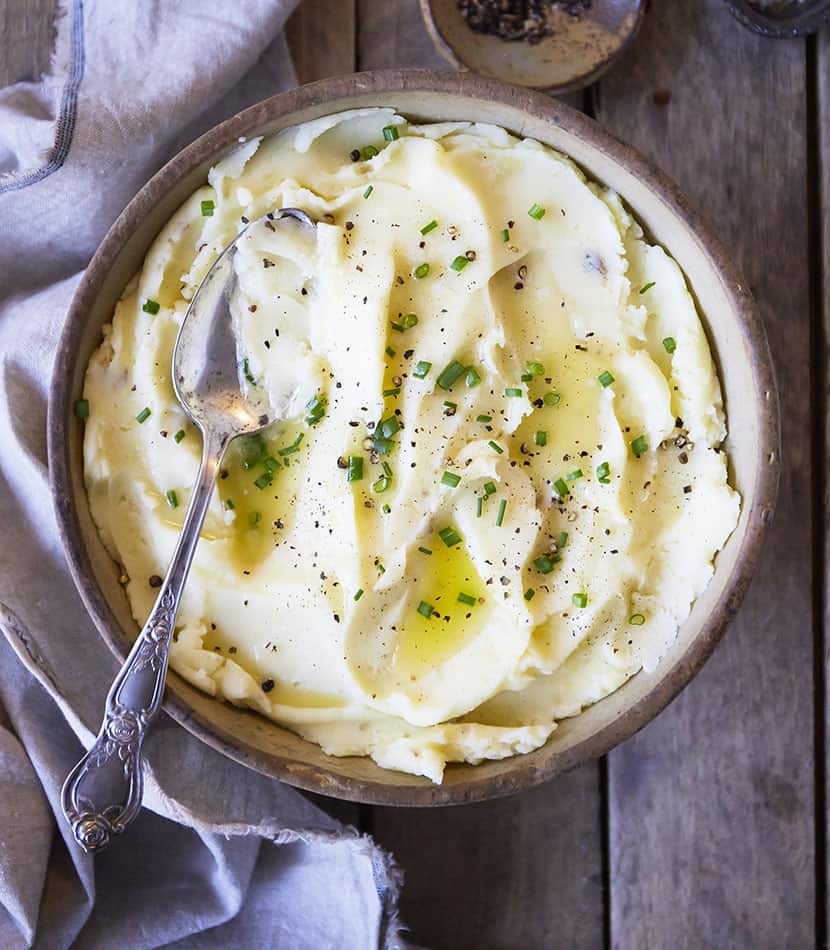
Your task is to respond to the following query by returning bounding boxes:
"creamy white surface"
[83,109,740,782]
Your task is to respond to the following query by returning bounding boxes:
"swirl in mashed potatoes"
[82,109,740,782]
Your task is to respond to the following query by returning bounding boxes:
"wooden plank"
[371,765,604,950]
[286,0,357,84]
[817,30,830,946]
[595,4,816,947]
[0,0,58,88]
[358,4,605,948]
[284,0,360,828]
[356,0,448,70]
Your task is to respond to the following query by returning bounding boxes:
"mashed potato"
[82,109,739,782]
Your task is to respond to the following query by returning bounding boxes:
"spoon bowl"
[174,208,316,438]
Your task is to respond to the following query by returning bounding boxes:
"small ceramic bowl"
[419,0,645,93]
[49,71,779,806]
[725,0,830,37]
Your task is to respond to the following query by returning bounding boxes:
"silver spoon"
[61,207,316,853]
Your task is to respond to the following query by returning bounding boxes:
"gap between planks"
[814,28,830,950]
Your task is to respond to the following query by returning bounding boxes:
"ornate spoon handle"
[62,431,225,852]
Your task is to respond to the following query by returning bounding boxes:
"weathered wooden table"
[2,0,822,946]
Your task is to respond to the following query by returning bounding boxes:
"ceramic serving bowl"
[49,71,779,806]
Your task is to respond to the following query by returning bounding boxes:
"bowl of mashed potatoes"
[50,71,778,804]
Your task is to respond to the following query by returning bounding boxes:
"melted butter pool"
[393,538,489,676]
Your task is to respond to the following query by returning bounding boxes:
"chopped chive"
[376,561,386,574]
[277,432,305,456]
[224,498,235,510]
[501,228,510,242]
[534,555,556,574]
[483,481,496,496]
[663,336,677,354]
[254,472,272,490]
[264,456,280,473]
[528,203,546,220]
[372,475,390,493]
[631,434,649,458]
[543,391,560,406]
[305,394,327,426]
[521,374,533,382]
[249,511,261,527]
[382,461,393,478]
[565,469,583,481]
[554,477,569,497]
[535,430,547,447]
[165,489,178,509]
[596,461,611,483]
[443,400,457,413]
[558,531,569,549]
[436,360,466,390]
[418,546,433,555]
[572,592,588,608]
[382,503,391,514]
[142,299,160,315]
[378,415,400,439]
[526,361,545,377]
[136,407,151,424]
[240,433,266,466]
[385,345,396,358]
[390,315,417,333]
[354,588,364,601]
[476,496,484,517]
[629,613,646,625]
[441,471,461,488]
[201,199,215,217]
[488,440,504,454]
[347,455,364,482]
[466,366,482,387]
[524,587,535,601]
[438,526,462,547]
[597,370,615,388]
[360,145,379,161]
[639,281,656,294]
[382,125,399,142]
[477,414,492,424]
[74,399,89,419]
[458,592,477,606]
[420,219,438,235]
[413,360,432,378]
[450,255,469,272]
[414,262,430,278]
[174,429,186,443]
[383,387,401,397]
[363,185,374,199]
[504,387,523,397]
[373,437,392,455]
[495,498,507,526]
[242,357,256,385]
[417,600,434,618]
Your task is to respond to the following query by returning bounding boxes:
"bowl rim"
[48,69,780,806]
